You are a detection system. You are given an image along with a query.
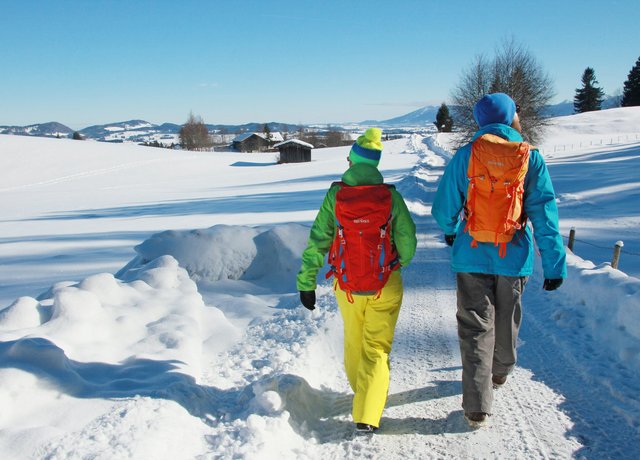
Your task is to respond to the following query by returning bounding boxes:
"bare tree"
[325,126,350,147]
[179,112,213,151]
[451,38,554,146]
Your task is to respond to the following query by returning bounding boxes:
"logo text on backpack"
[353,218,370,224]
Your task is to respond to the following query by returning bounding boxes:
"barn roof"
[232,132,255,142]
[232,132,284,143]
[274,139,314,149]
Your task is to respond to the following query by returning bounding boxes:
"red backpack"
[326,182,399,302]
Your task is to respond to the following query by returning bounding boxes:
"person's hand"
[299,291,316,310]
[444,234,456,247]
[543,278,563,291]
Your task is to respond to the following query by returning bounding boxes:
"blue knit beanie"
[473,93,517,128]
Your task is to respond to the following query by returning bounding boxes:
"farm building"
[232,132,284,152]
[274,139,314,163]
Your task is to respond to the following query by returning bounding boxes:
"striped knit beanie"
[349,127,383,167]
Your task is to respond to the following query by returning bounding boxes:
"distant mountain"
[79,120,156,139]
[206,121,304,134]
[0,122,73,137]
[74,120,304,143]
[77,120,306,142]
[2,96,625,142]
[540,100,575,118]
[541,96,622,118]
[366,96,624,126]
[0,119,307,143]
[367,105,443,127]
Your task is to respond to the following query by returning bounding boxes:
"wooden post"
[568,227,576,251]
[612,241,624,269]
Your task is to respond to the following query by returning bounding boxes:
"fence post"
[612,241,624,269]
[568,227,576,251]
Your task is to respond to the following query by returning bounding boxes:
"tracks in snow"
[0,157,176,192]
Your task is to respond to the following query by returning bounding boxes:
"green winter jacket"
[296,163,417,291]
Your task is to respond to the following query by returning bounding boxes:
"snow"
[274,139,315,149]
[232,132,285,143]
[1,107,640,459]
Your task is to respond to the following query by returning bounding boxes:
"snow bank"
[0,255,206,379]
[117,223,311,292]
[0,223,318,458]
[544,106,640,137]
[555,252,640,367]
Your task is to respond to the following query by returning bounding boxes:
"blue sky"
[1,0,638,128]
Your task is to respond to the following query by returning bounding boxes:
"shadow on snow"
[0,336,468,445]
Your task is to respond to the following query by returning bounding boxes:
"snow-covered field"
[1,107,639,459]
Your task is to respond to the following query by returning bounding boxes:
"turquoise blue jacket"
[431,123,567,279]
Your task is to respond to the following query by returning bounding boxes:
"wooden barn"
[232,132,284,152]
[275,139,314,163]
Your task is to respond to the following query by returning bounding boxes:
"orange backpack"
[464,133,531,258]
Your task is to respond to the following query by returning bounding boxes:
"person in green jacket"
[297,127,417,433]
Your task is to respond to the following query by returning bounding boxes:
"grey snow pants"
[456,272,528,414]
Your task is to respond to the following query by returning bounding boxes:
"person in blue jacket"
[431,93,566,427]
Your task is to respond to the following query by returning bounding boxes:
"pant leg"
[335,270,403,427]
[456,272,496,414]
[492,275,527,377]
[336,286,367,392]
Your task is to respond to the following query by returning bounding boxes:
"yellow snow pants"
[334,270,403,427]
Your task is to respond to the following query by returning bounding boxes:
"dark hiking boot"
[464,412,488,428]
[492,374,508,389]
[355,423,378,433]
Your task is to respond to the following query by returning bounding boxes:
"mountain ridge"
[1,97,624,141]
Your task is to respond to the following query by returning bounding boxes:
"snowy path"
[192,137,585,458]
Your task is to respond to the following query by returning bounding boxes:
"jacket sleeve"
[391,190,417,267]
[431,146,469,235]
[296,186,338,291]
[524,150,567,279]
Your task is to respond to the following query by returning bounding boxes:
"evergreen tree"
[262,123,272,141]
[621,56,640,107]
[434,102,454,132]
[574,67,605,113]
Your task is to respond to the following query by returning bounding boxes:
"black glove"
[543,278,563,291]
[444,234,456,247]
[299,290,316,310]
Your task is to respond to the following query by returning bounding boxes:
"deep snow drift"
[1,107,640,459]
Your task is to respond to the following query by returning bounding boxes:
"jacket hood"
[341,162,383,186]
[472,123,524,143]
